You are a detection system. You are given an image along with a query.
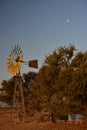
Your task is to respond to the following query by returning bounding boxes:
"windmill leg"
[11,83,16,122]
[19,78,26,121]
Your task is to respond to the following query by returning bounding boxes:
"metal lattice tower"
[11,75,25,122]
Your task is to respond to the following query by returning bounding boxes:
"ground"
[0,108,87,130]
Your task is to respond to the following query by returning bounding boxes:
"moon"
[66,19,70,23]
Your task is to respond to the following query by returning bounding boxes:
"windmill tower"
[7,45,38,122]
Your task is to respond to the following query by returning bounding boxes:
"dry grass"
[0,108,87,130]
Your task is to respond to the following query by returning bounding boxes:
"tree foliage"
[0,79,15,105]
[0,72,37,106]
[31,45,87,118]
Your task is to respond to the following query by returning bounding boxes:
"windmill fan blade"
[12,47,14,52]
[28,60,38,68]
[18,47,21,55]
[14,45,17,55]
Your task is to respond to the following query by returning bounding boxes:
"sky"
[0,0,87,85]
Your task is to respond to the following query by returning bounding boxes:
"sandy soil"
[0,108,87,130]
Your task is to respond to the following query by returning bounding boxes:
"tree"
[31,45,76,121]
[0,71,37,107]
[0,79,15,105]
[31,45,87,121]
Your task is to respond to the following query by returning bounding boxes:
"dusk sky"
[0,0,87,85]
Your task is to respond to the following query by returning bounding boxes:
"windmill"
[7,45,38,122]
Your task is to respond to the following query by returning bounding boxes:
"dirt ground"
[0,108,87,130]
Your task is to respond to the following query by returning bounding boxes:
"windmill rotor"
[7,45,38,75]
[7,45,23,75]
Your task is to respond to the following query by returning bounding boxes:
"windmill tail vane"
[28,60,38,68]
[16,59,38,69]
